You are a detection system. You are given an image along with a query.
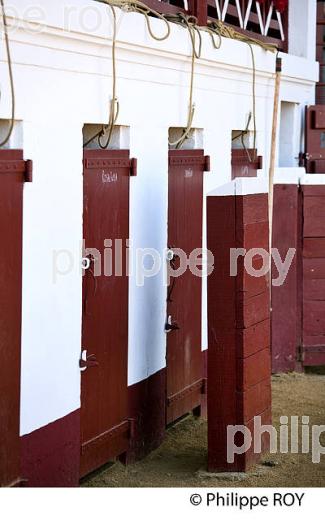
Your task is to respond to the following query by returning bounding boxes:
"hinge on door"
[257,155,263,170]
[128,418,136,439]
[298,152,311,167]
[204,155,211,172]
[24,160,33,182]
[130,158,137,177]
[296,344,304,363]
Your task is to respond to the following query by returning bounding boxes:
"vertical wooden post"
[188,0,208,26]
[207,179,271,472]
[272,182,300,373]
[268,57,282,256]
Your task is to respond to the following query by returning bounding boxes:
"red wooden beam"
[188,0,207,26]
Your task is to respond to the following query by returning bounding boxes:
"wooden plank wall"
[302,185,325,366]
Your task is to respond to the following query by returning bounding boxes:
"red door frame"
[166,149,209,424]
[0,150,31,487]
[80,149,135,477]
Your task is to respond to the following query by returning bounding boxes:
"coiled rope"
[86,0,277,150]
[0,0,15,148]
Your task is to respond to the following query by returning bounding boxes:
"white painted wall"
[0,0,318,435]
[288,0,317,61]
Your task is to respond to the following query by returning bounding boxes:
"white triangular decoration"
[211,0,282,39]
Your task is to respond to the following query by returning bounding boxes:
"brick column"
[207,179,271,472]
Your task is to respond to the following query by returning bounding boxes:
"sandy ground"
[83,373,325,487]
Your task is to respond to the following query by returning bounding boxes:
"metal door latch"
[81,257,91,270]
[165,315,180,333]
[166,249,175,262]
[79,349,99,371]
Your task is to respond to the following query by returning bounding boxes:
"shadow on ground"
[83,373,325,487]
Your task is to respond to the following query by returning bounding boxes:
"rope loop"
[166,13,201,149]
[0,0,15,148]
[86,1,279,151]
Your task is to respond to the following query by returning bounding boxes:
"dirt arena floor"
[83,372,325,487]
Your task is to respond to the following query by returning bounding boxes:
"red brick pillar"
[207,179,271,472]
[272,180,301,373]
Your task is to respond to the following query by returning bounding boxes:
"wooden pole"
[269,57,282,260]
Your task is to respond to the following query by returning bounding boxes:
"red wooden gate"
[304,106,325,173]
[166,149,209,424]
[301,185,325,366]
[299,105,325,366]
[81,149,136,477]
[0,150,32,487]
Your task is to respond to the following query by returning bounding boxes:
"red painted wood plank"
[237,348,271,390]
[303,186,325,197]
[207,195,237,329]
[303,300,325,335]
[237,221,269,250]
[303,210,325,237]
[271,184,299,373]
[303,258,325,279]
[238,407,272,471]
[303,351,325,365]
[304,279,325,300]
[237,379,271,423]
[236,194,268,225]
[303,335,325,347]
[303,238,325,258]
[236,254,269,297]
[237,319,270,359]
[236,291,270,329]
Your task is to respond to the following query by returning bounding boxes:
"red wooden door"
[81,149,133,477]
[166,149,208,424]
[304,105,325,173]
[301,185,325,366]
[231,149,262,179]
[0,150,30,486]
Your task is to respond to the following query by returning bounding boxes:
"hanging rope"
[0,0,15,148]
[84,0,172,148]
[83,5,118,148]
[98,5,119,149]
[247,43,257,162]
[207,20,277,53]
[231,42,257,163]
[166,14,202,149]
[97,0,171,41]
[86,2,278,150]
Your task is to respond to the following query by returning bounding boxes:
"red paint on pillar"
[207,192,271,472]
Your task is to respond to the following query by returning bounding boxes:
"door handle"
[79,349,99,371]
[165,315,180,333]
